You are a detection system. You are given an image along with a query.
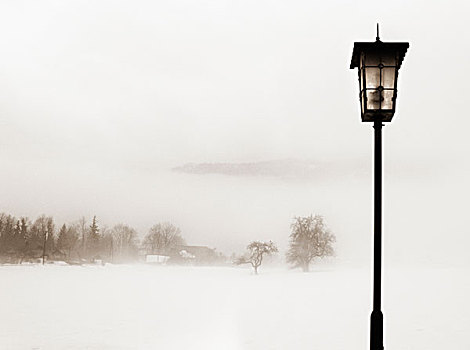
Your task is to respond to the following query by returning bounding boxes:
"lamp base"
[370,309,384,350]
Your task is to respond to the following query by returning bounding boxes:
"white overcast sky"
[0,0,469,264]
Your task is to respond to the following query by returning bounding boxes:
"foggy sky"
[0,0,469,265]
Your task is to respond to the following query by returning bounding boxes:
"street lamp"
[350,27,409,350]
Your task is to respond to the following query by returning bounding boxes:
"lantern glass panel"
[382,68,396,89]
[365,67,380,88]
[359,54,365,87]
[366,90,381,109]
[382,90,394,109]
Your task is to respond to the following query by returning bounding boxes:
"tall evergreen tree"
[87,216,101,260]
[57,224,79,260]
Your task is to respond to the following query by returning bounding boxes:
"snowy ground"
[0,264,468,350]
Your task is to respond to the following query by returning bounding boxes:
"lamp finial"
[376,23,380,41]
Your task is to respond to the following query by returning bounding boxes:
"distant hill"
[172,159,369,181]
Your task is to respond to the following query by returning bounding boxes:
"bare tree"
[15,217,29,263]
[110,224,139,262]
[77,216,88,260]
[99,226,113,262]
[44,218,55,263]
[143,222,185,256]
[286,215,335,272]
[234,241,278,274]
[28,215,54,264]
[0,213,16,260]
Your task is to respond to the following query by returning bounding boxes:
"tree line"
[0,212,336,271]
[0,213,187,264]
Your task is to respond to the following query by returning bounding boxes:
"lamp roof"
[350,41,409,69]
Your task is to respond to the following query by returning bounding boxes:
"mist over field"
[0,158,465,266]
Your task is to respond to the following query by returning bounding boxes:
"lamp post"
[350,28,409,350]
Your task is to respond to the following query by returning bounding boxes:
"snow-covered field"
[0,264,468,350]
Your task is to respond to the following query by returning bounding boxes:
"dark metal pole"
[370,118,384,350]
